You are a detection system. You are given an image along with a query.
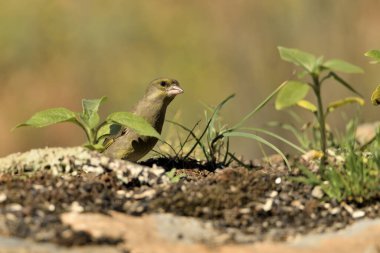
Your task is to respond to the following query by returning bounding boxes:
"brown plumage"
[102,78,183,161]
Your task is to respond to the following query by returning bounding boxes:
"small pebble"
[48,204,55,212]
[291,200,304,210]
[262,198,273,212]
[329,207,341,215]
[275,177,282,184]
[342,202,354,214]
[311,186,324,199]
[352,210,366,219]
[70,201,84,213]
[8,203,23,212]
[239,208,251,214]
[0,193,7,203]
[269,191,278,198]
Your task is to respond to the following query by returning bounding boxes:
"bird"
[102,78,183,162]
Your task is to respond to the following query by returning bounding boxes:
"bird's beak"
[167,85,184,96]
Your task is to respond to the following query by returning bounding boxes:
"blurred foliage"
[292,120,380,203]
[1,0,380,158]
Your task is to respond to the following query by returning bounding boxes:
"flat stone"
[61,213,380,253]
[0,235,120,253]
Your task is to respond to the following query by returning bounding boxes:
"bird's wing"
[103,127,131,149]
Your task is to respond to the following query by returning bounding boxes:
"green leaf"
[96,122,122,141]
[365,50,380,64]
[107,112,161,139]
[297,70,308,79]
[296,100,317,112]
[14,108,77,129]
[323,59,363,74]
[278,46,317,73]
[327,97,365,114]
[223,131,291,169]
[80,97,107,129]
[371,85,380,105]
[275,80,310,110]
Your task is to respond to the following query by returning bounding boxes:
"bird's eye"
[160,81,167,87]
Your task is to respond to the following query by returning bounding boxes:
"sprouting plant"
[275,47,364,169]
[14,97,160,151]
[161,82,307,169]
[293,122,380,203]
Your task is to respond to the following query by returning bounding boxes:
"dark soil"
[0,172,126,246]
[0,156,380,246]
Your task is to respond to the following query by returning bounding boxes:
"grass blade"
[183,94,235,159]
[167,120,208,160]
[232,81,288,130]
[223,131,291,169]
[242,127,307,153]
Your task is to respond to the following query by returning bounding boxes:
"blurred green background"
[1,0,380,159]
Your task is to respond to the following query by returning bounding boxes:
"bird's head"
[146,78,184,102]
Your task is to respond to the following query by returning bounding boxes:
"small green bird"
[103,78,183,161]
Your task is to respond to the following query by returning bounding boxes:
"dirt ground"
[0,147,379,250]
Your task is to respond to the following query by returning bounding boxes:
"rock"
[61,212,380,253]
[0,236,120,253]
[70,201,84,213]
[61,211,230,247]
[0,147,169,186]
[261,198,274,212]
[311,186,324,199]
[352,210,366,219]
[355,122,380,146]
[0,193,6,203]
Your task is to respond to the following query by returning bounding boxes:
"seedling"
[275,47,364,169]
[293,121,380,203]
[14,97,160,151]
[162,83,306,169]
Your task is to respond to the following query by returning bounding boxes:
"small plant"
[275,47,364,169]
[293,122,380,203]
[160,83,307,169]
[14,97,160,151]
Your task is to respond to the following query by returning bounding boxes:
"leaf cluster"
[15,97,160,151]
[275,47,364,113]
[275,47,364,169]
[293,122,380,203]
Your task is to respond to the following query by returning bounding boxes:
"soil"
[0,147,379,249]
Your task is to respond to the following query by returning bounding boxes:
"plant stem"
[312,74,327,170]
[74,121,95,145]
